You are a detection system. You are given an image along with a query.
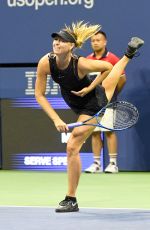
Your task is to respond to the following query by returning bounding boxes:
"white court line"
[0,205,150,211]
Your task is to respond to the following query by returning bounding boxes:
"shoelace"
[59,200,68,205]
[60,197,73,206]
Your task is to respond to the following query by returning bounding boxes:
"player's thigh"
[68,114,96,145]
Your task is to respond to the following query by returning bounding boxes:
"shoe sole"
[55,208,79,213]
[128,37,144,49]
[85,171,102,173]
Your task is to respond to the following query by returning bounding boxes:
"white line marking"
[0,205,150,211]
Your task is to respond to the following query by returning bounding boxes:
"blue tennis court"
[0,206,150,230]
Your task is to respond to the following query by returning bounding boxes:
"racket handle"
[67,122,83,128]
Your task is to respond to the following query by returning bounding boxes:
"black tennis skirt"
[61,85,108,116]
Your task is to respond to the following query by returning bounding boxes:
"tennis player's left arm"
[116,74,127,93]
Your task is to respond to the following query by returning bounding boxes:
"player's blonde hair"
[64,21,101,48]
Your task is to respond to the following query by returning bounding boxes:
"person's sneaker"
[55,196,79,213]
[104,162,118,173]
[84,162,102,173]
[125,37,144,59]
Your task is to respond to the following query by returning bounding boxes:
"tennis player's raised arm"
[79,57,112,74]
[35,56,69,132]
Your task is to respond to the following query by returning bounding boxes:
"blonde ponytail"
[64,21,101,48]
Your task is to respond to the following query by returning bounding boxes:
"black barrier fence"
[1,98,98,171]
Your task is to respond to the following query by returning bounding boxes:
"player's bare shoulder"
[37,53,51,75]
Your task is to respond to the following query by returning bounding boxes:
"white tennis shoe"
[104,162,118,173]
[84,162,102,173]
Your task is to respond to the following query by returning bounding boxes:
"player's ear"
[70,42,75,50]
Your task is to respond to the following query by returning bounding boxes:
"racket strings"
[97,102,139,130]
[112,104,138,129]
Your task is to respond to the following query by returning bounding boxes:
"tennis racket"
[67,101,139,131]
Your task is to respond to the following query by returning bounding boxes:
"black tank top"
[49,53,91,91]
[48,53,107,115]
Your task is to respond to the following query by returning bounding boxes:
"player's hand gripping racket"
[67,101,139,131]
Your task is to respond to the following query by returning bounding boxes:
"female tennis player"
[35,21,144,212]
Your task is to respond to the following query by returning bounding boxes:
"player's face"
[91,33,107,52]
[53,37,73,55]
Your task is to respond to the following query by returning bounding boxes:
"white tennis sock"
[110,154,117,165]
[94,156,100,165]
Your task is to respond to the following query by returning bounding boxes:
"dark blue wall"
[1,1,149,63]
[117,65,150,171]
[0,0,150,170]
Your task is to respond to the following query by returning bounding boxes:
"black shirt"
[49,53,108,116]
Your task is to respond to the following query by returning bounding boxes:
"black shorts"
[61,86,108,116]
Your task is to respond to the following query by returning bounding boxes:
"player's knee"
[66,141,79,157]
[66,130,85,155]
